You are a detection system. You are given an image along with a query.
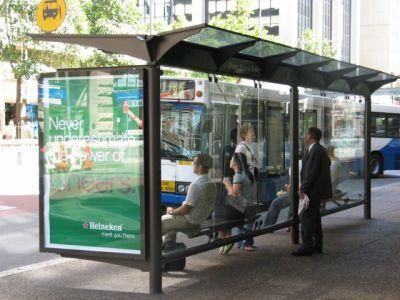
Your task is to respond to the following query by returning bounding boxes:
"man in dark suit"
[292,127,332,256]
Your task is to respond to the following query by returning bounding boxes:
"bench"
[321,191,348,209]
[162,212,261,271]
[184,213,260,240]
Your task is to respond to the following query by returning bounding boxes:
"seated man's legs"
[264,193,290,227]
[162,214,198,246]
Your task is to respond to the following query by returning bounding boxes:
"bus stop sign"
[36,0,66,33]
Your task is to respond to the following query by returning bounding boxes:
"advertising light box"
[38,67,145,258]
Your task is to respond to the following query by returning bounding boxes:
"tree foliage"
[299,29,336,58]
[0,0,41,136]
[83,0,141,34]
[0,0,40,78]
[79,0,142,66]
[209,0,269,39]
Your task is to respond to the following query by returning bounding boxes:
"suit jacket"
[300,143,332,208]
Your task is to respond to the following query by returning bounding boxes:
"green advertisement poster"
[39,69,144,255]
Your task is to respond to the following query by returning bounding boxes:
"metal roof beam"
[366,79,399,95]
[345,72,380,91]
[254,51,299,78]
[319,66,357,87]
[29,34,152,61]
[211,40,257,69]
[149,26,204,62]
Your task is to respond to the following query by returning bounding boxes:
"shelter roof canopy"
[29,23,398,96]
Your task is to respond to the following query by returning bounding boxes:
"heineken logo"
[82,221,123,231]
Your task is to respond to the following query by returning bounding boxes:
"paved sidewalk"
[0,142,39,196]
[0,195,59,272]
[1,181,400,299]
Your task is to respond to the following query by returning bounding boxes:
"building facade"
[359,0,400,88]
[138,0,359,63]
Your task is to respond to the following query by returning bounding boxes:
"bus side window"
[371,113,386,137]
[388,115,400,137]
[200,107,213,133]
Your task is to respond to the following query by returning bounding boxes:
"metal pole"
[364,96,371,219]
[290,85,300,244]
[147,65,162,294]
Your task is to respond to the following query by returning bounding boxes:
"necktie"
[304,149,309,160]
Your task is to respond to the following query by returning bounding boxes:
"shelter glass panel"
[160,74,292,253]
[240,41,296,58]
[344,68,378,78]
[184,27,255,48]
[283,52,330,67]
[299,90,366,212]
[317,61,353,73]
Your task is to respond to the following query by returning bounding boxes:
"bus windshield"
[160,102,205,161]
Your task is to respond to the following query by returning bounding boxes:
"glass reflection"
[160,76,293,251]
[161,78,367,253]
[299,91,365,212]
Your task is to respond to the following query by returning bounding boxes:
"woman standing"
[234,124,259,250]
[235,125,258,177]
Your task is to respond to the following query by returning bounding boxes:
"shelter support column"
[364,96,371,219]
[290,85,300,244]
[147,66,162,294]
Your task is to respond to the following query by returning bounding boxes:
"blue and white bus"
[371,104,400,177]
[156,78,291,206]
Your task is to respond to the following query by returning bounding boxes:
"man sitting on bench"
[162,153,216,249]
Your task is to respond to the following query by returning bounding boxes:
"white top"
[183,174,216,225]
[235,141,257,175]
[330,157,345,191]
[308,142,316,153]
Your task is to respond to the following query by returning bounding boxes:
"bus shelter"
[31,24,398,294]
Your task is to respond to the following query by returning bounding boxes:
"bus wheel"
[371,153,382,178]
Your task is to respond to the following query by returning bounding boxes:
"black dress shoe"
[291,249,313,256]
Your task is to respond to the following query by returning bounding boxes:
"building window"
[323,0,332,42]
[342,0,351,62]
[258,3,280,37]
[298,0,313,40]
[139,0,192,24]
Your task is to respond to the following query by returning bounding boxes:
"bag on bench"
[225,194,247,214]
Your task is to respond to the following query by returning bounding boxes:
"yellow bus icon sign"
[36,0,66,33]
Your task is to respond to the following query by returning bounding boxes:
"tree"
[209,0,270,39]
[84,0,141,34]
[198,0,279,81]
[80,0,142,67]
[299,29,336,58]
[0,0,40,138]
